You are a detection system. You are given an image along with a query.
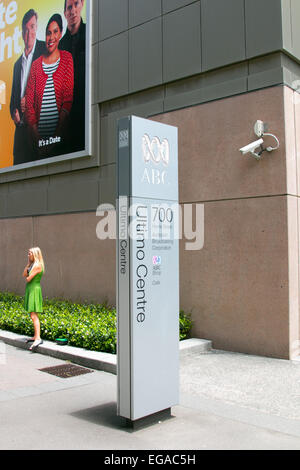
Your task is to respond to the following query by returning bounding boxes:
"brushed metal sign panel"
[117,116,179,421]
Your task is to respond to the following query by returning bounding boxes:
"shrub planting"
[0,292,192,354]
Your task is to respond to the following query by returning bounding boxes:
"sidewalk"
[1,331,300,450]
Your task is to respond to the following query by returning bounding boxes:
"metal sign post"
[116,115,179,425]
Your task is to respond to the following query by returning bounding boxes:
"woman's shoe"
[29,339,43,351]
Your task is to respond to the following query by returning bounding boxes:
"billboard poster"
[0,0,90,170]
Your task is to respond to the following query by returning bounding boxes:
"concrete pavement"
[1,333,300,450]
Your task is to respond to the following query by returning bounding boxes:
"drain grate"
[39,363,94,378]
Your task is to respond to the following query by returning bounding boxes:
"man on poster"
[10,9,45,165]
[59,0,85,153]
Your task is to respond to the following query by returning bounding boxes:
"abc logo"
[142,134,170,167]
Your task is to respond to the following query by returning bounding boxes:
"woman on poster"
[26,14,74,159]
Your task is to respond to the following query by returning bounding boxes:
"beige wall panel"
[0,218,34,295]
[283,86,298,195]
[0,214,116,306]
[179,196,290,359]
[287,196,300,358]
[33,213,116,305]
[294,87,300,196]
[152,87,286,203]
[298,198,300,351]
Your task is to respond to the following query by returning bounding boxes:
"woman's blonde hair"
[30,247,45,272]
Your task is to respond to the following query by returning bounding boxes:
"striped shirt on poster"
[38,59,60,138]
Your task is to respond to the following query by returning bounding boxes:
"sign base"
[125,408,172,431]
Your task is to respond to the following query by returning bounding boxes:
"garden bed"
[0,292,192,354]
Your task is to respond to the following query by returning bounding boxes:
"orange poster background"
[0,0,86,169]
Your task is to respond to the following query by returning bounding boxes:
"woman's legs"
[30,312,41,340]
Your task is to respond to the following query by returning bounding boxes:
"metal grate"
[39,363,94,378]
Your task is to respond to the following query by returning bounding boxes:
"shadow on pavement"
[70,401,175,433]
[70,402,127,430]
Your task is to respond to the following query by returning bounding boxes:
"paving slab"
[1,337,300,450]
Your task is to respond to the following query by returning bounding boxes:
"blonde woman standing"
[23,247,45,350]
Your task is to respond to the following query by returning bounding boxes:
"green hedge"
[179,309,192,341]
[0,292,192,354]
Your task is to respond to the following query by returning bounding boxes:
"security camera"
[239,121,280,161]
[239,138,264,156]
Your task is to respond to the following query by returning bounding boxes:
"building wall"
[1,0,300,210]
[153,85,300,359]
[0,213,116,304]
[1,0,300,358]
[2,84,299,359]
